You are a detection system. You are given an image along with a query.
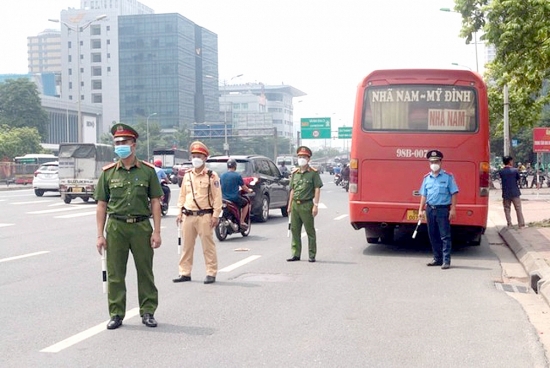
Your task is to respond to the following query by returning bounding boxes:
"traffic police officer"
[418,150,459,269]
[287,146,323,262]
[95,123,164,330]
[173,141,222,284]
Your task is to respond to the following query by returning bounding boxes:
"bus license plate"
[406,210,418,221]
[72,187,83,193]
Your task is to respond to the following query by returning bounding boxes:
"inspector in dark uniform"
[287,146,323,262]
[95,123,164,330]
[418,150,459,269]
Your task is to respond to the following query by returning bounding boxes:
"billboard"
[533,128,550,152]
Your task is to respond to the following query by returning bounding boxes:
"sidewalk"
[0,183,31,191]
[489,184,550,306]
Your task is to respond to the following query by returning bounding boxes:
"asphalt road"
[0,174,547,367]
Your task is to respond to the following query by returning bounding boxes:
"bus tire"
[366,237,379,244]
[380,228,394,244]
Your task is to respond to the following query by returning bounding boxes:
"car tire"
[34,189,44,197]
[257,195,270,222]
[82,197,90,203]
[366,237,379,244]
[63,196,72,204]
[280,205,288,217]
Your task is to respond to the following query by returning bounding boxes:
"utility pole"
[273,127,278,160]
[503,84,510,156]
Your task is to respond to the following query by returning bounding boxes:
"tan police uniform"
[177,145,222,278]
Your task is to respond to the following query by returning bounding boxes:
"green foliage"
[0,78,49,139]
[0,125,43,160]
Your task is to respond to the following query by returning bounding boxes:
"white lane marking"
[40,307,140,353]
[11,200,54,205]
[167,207,179,216]
[49,202,69,207]
[0,251,50,263]
[28,207,88,214]
[218,255,261,273]
[0,223,15,228]
[334,214,348,220]
[55,211,97,219]
[318,203,327,209]
[0,199,6,202]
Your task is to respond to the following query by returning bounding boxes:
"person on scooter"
[220,159,252,228]
[154,160,171,207]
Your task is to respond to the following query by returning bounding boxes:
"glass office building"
[118,13,219,131]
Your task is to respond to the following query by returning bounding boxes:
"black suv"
[206,155,290,222]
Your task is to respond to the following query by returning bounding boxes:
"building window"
[107,39,110,45]
[92,66,102,76]
[81,95,84,101]
[81,81,84,87]
[68,41,72,48]
[92,80,102,90]
[80,54,84,60]
[68,55,72,62]
[92,53,101,62]
[107,66,111,72]
[92,93,102,103]
[69,95,73,100]
[106,25,110,31]
[107,53,110,58]
[91,25,101,36]
[68,68,72,75]
[80,68,84,73]
[91,39,101,49]
[69,82,72,89]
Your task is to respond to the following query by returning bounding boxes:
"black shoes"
[427,260,443,266]
[441,263,451,270]
[308,258,316,263]
[107,315,123,330]
[204,275,216,284]
[286,256,300,262]
[142,313,157,328]
[172,275,191,283]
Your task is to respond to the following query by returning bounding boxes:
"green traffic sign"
[338,127,352,139]
[300,117,331,139]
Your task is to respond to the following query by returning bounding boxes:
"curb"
[0,186,30,191]
[499,227,550,305]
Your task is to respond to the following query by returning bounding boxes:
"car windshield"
[207,160,248,175]
[38,164,58,172]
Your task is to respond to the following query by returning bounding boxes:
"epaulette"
[102,162,117,171]
[309,166,318,172]
[445,171,454,177]
[142,160,155,169]
[423,173,430,178]
[291,167,300,173]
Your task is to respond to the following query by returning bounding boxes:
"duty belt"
[110,214,149,223]
[427,204,451,210]
[182,208,214,216]
[294,199,312,204]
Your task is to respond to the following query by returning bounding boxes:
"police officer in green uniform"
[286,146,323,262]
[95,123,164,330]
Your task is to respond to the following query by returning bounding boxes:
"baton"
[412,218,422,239]
[177,223,182,255]
[287,216,291,237]
[101,250,107,294]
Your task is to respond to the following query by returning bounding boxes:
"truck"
[153,148,188,175]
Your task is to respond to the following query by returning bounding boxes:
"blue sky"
[1,0,481,147]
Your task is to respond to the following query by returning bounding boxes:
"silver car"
[32,161,59,197]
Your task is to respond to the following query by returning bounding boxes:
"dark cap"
[426,149,443,161]
[296,146,312,157]
[111,123,139,142]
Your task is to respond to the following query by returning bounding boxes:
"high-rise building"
[118,13,219,133]
[27,29,62,75]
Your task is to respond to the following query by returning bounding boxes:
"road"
[0,174,548,367]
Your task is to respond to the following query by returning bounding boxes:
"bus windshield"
[363,85,477,132]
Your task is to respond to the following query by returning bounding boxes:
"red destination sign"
[533,128,550,152]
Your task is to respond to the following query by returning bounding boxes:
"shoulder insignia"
[423,173,430,178]
[291,167,300,173]
[142,160,155,169]
[445,171,454,177]
[309,166,318,172]
[102,162,117,171]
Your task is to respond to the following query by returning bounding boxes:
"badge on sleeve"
[214,180,220,188]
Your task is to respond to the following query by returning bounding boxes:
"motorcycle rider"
[220,159,252,228]
[341,164,350,182]
[154,160,171,207]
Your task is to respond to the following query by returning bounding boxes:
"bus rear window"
[363,85,477,132]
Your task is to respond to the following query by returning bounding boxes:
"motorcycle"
[215,191,253,241]
[334,173,342,186]
[341,178,349,192]
[519,170,529,188]
[160,181,171,216]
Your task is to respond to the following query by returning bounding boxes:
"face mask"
[430,163,440,172]
[298,158,308,167]
[114,145,132,159]
[192,158,204,168]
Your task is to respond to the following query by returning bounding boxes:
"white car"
[32,161,59,197]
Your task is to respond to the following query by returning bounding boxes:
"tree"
[0,78,49,139]
[0,125,43,160]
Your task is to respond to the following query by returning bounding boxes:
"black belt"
[182,208,214,216]
[110,215,149,223]
[427,204,451,209]
[294,199,312,204]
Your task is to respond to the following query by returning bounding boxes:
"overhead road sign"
[301,117,331,139]
[338,127,352,139]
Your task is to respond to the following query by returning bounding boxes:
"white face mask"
[430,163,440,172]
[297,158,308,167]
[191,158,204,168]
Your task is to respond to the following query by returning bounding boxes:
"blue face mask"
[114,145,132,159]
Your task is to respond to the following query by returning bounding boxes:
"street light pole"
[223,74,243,156]
[49,14,106,142]
[146,112,157,162]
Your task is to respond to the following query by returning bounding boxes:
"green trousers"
[106,218,158,318]
[290,201,317,259]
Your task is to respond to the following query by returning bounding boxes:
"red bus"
[349,69,490,245]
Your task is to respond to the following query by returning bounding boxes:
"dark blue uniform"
[420,169,459,265]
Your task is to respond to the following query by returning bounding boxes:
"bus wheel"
[63,196,72,204]
[380,228,394,244]
[366,237,379,244]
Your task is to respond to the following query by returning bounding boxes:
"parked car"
[32,161,59,197]
[176,161,193,187]
[206,155,290,222]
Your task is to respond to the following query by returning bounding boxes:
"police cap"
[111,123,139,142]
[296,146,312,157]
[426,149,443,161]
[189,141,209,156]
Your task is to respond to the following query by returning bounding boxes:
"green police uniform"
[290,166,323,259]
[95,158,163,319]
